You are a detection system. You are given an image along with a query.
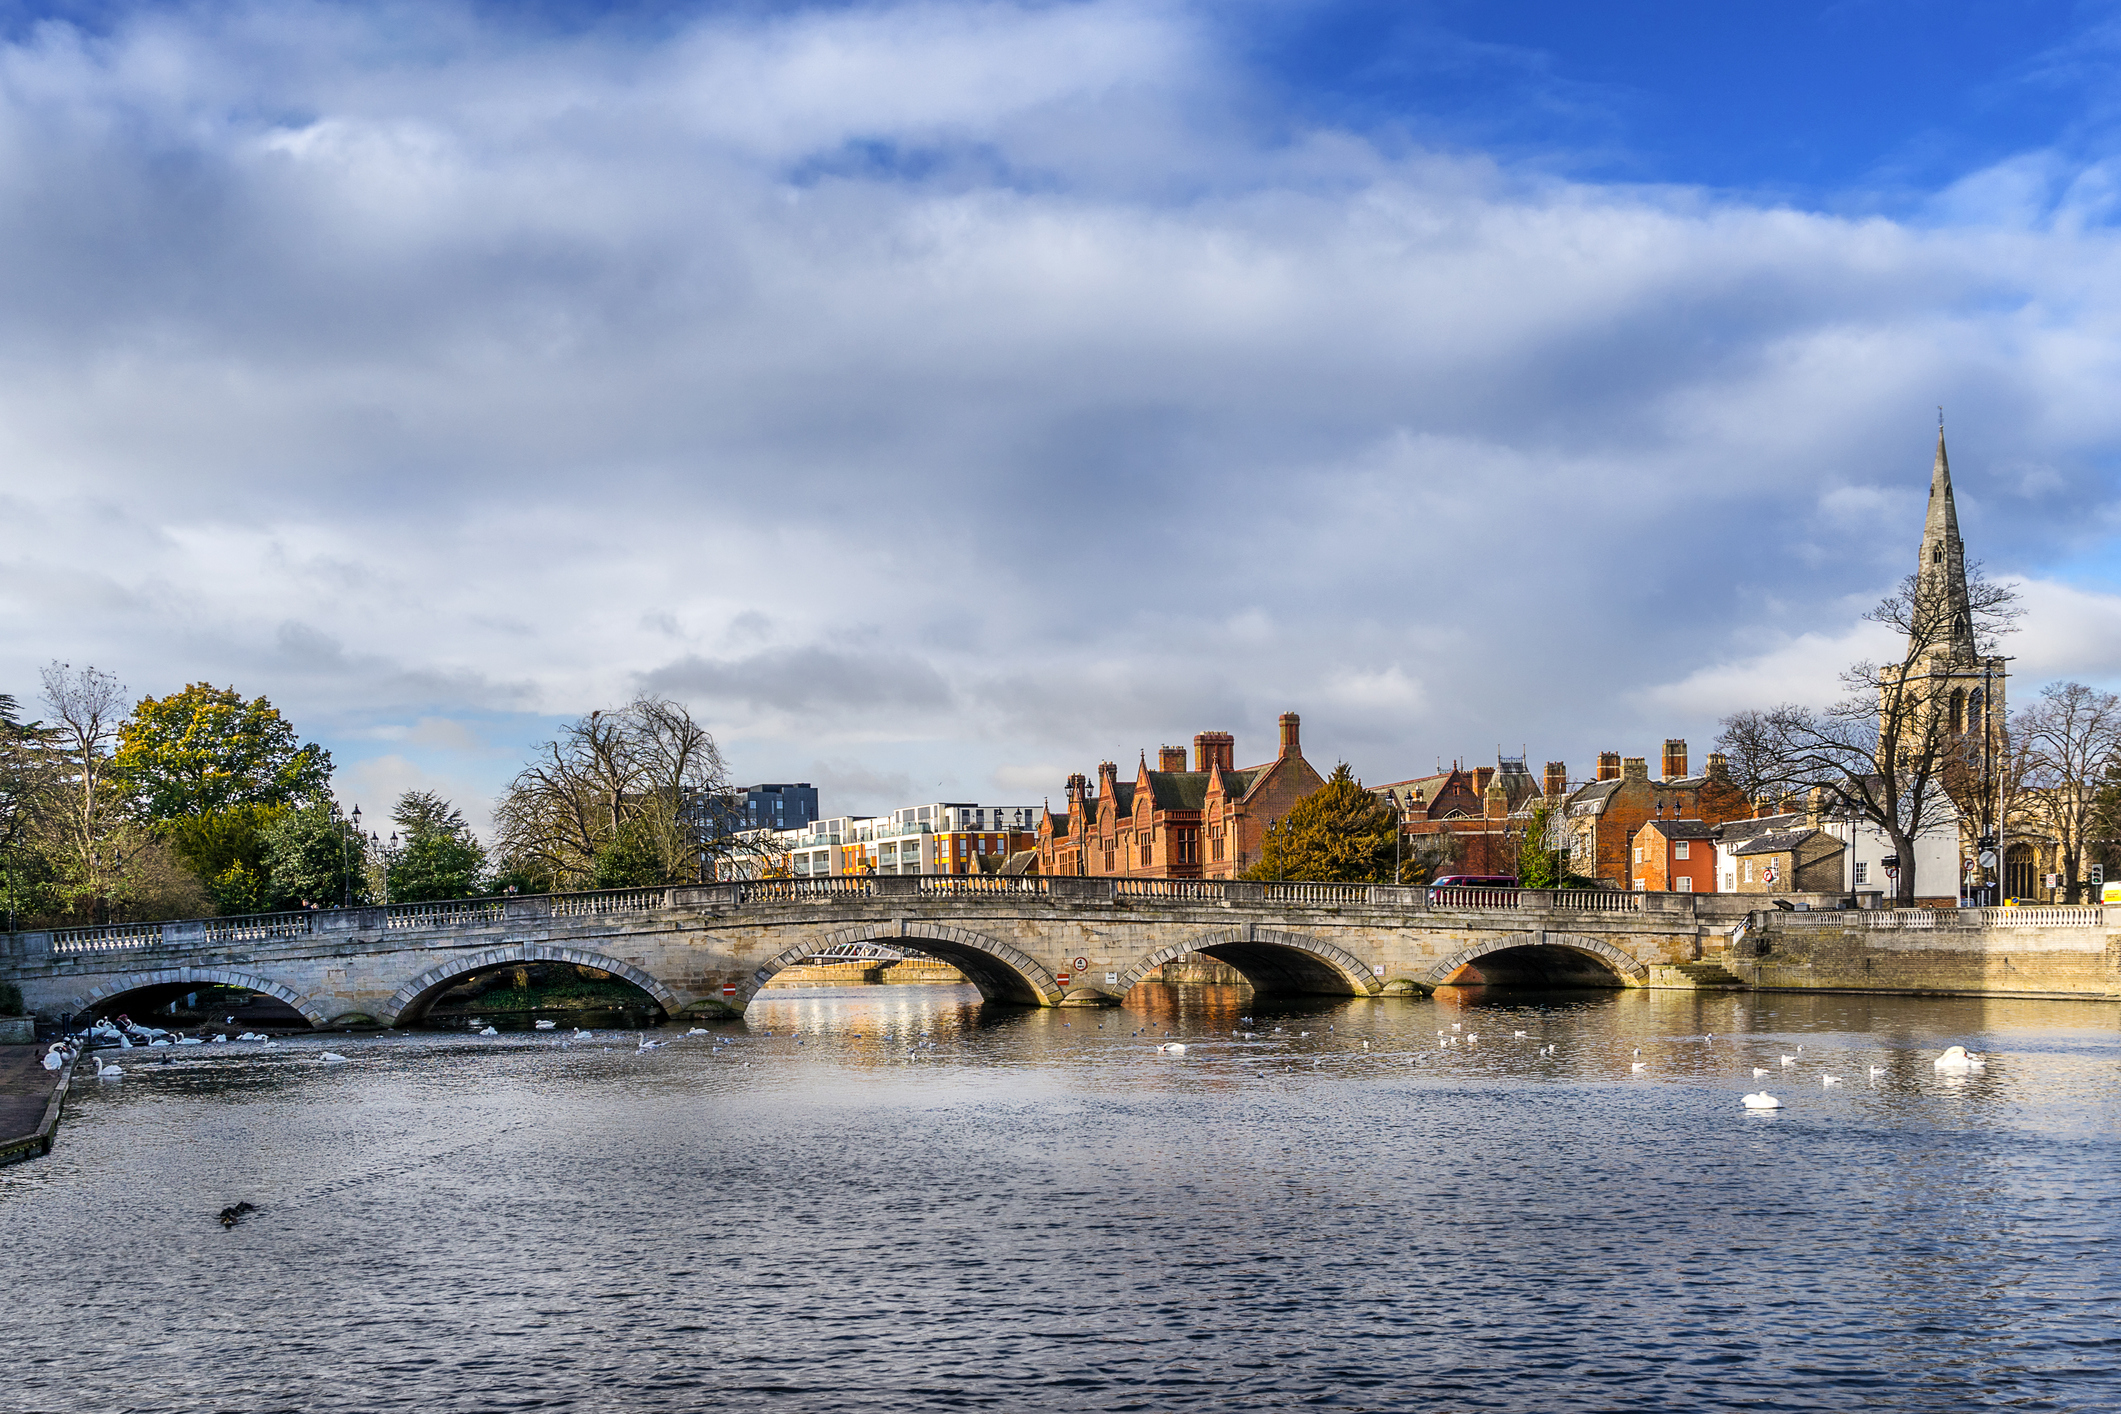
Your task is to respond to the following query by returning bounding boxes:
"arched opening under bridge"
[382,946,679,1028]
[1115,928,1379,1001]
[750,925,1058,1008]
[69,968,324,1029]
[1426,933,1642,991]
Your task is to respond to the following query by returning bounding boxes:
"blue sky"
[1,0,2119,830]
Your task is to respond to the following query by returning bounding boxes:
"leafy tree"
[1514,799,1602,889]
[261,802,372,909]
[114,683,332,821]
[1241,764,1399,883]
[2010,682,2121,903]
[209,860,268,916]
[386,790,487,902]
[590,814,673,889]
[162,802,287,900]
[38,662,129,913]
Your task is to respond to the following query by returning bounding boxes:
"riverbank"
[0,1045,72,1167]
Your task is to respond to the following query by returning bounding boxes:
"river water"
[4,983,2117,1413]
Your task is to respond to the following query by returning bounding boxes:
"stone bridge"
[0,877,1718,1028]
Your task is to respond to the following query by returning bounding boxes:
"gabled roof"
[1732,827,1841,857]
[1143,770,1212,810]
[1639,818,1716,840]
[999,850,1039,876]
[1566,779,1624,816]
[1716,813,1804,845]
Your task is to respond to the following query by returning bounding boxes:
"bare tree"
[38,662,130,906]
[493,697,752,889]
[1717,567,2018,906]
[2011,682,2121,902]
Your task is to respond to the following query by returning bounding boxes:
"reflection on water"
[5,983,2117,1412]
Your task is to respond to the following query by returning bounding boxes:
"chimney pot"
[1157,745,1186,773]
[1278,712,1301,758]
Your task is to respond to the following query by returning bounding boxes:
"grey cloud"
[639,646,955,719]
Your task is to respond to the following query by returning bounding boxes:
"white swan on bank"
[1934,1046,1986,1071]
[319,1052,349,1063]
[478,1026,498,1037]
[1742,1093,1783,1109]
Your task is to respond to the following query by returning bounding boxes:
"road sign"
[1073,956,1088,970]
[722,984,737,997]
[1056,972,1071,985]
[1105,972,1118,985]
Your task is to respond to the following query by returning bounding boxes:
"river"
[4,983,2116,1412]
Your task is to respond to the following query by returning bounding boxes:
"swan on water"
[1933,1046,1986,1071]
[478,1026,498,1036]
[211,1035,228,1044]
[1742,1093,1783,1109]
[1780,1055,1797,1066]
[176,1037,203,1046]
[1467,1033,1479,1043]
[1514,1031,1529,1039]
[1451,1023,1462,1031]
[319,1052,349,1063]
[1821,1075,1842,1086]
[95,1058,123,1079]
[1753,1068,1769,1077]
[1869,1066,1887,1077]
[1157,1043,1187,1054]
[1631,1062,1648,1072]
[535,1020,557,1030]
[574,1028,593,1039]
[687,1027,709,1036]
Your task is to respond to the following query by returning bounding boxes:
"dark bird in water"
[218,1202,258,1229]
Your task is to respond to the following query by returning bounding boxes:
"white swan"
[211,1035,228,1044]
[1450,1023,1461,1031]
[1753,1067,1769,1077]
[478,1026,498,1037]
[573,1028,594,1039]
[41,1049,63,1071]
[1157,1042,1187,1054]
[534,1020,557,1030]
[687,1027,709,1036]
[95,1058,123,1079]
[1821,1075,1842,1086]
[176,1036,203,1046]
[1631,1062,1648,1072]
[1742,1092,1783,1109]
[1514,1030,1529,1038]
[1466,1033,1479,1043]
[1869,1066,1887,1077]
[1780,1055,1797,1066]
[149,1039,170,1048]
[319,1052,349,1063]
[1933,1046,1986,1071]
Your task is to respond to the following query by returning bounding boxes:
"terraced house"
[1038,714,1326,878]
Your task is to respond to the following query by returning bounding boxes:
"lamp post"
[344,804,361,909]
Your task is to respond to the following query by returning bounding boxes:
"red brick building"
[1373,757,1547,877]
[1630,818,1717,892]
[1563,740,1752,889]
[1038,714,1327,878]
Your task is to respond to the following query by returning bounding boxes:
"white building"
[775,802,1041,877]
[1712,801,1961,902]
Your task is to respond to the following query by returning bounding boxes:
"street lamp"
[345,804,362,908]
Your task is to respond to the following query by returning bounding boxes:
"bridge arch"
[754,923,1060,1007]
[379,943,683,1027]
[1115,927,1381,1000]
[68,967,329,1027]
[1424,931,1646,989]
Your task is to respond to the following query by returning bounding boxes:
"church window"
[1933,546,1944,563]
[1949,689,1965,733]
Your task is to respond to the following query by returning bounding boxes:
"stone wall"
[1739,917,2121,999]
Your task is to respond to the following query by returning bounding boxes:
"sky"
[4,0,2121,831]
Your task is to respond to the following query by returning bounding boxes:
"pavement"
[0,1044,70,1165]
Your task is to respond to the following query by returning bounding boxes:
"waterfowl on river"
[1742,1093,1783,1110]
[94,1058,123,1078]
[1933,1046,1986,1071]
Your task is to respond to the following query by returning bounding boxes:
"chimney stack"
[1278,712,1301,758]
[1484,775,1509,820]
[1662,739,1688,780]
[1157,745,1186,773]
[1622,756,1649,781]
[1544,762,1568,800]
[1597,752,1621,781]
[1472,766,1495,796]
[1192,731,1234,772]
[1705,751,1729,781]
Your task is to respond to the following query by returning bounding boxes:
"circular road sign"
[1073,956,1089,970]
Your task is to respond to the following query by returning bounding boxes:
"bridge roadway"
[0,877,1720,1027]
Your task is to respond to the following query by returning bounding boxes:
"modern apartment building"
[774,802,1041,877]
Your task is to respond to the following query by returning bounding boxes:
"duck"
[217,1201,257,1229]
[1742,1093,1783,1109]
[1933,1046,1986,1071]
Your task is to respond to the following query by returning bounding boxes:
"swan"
[687,1027,709,1036]
[1821,1075,1842,1086]
[1467,1033,1479,1043]
[149,1039,170,1048]
[1933,1046,1986,1071]
[1514,1030,1529,1039]
[319,1052,349,1063]
[1158,1042,1187,1054]
[1780,1055,1797,1066]
[211,1035,228,1044]
[1633,1048,1641,1056]
[40,1049,63,1071]
[1631,1062,1648,1072]
[1869,1066,1887,1077]
[176,1036,203,1046]
[535,1020,557,1030]
[95,1059,123,1079]
[478,1026,498,1036]
[574,1028,593,1039]
[1753,1067,1769,1077]
[1742,1092,1783,1109]
[1451,1023,1462,1031]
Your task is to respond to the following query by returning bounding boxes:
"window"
[1633,845,1643,864]
[1674,841,1689,859]
[1726,872,1735,890]
[1675,877,1692,892]
[1742,859,1752,883]
[1140,838,1152,865]
[1853,861,1868,885]
[1211,832,1225,862]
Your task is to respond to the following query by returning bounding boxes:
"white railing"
[1772,905,2107,930]
[1260,882,1372,906]
[548,888,667,916]
[387,898,507,930]
[51,922,165,955]
[1550,890,1642,912]
[1429,887,1521,911]
[1113,879,1223,901]
[740,878,874,904]
[1951,905,2103,929]
[918,876,1050,896]
[204,912,314,942]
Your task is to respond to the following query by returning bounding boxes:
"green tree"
[261,802,372,909]
[1241,764,1399,883]
[590,814,672,889]
[162,802,287,901]
[1514,799,1601,889]
[209,860,267,915]
[114,683,333,821]
[386,790,487,902]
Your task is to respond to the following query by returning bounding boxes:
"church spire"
[1915,423,1976,661]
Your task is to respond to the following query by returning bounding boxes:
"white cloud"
[0,0,2117,821]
